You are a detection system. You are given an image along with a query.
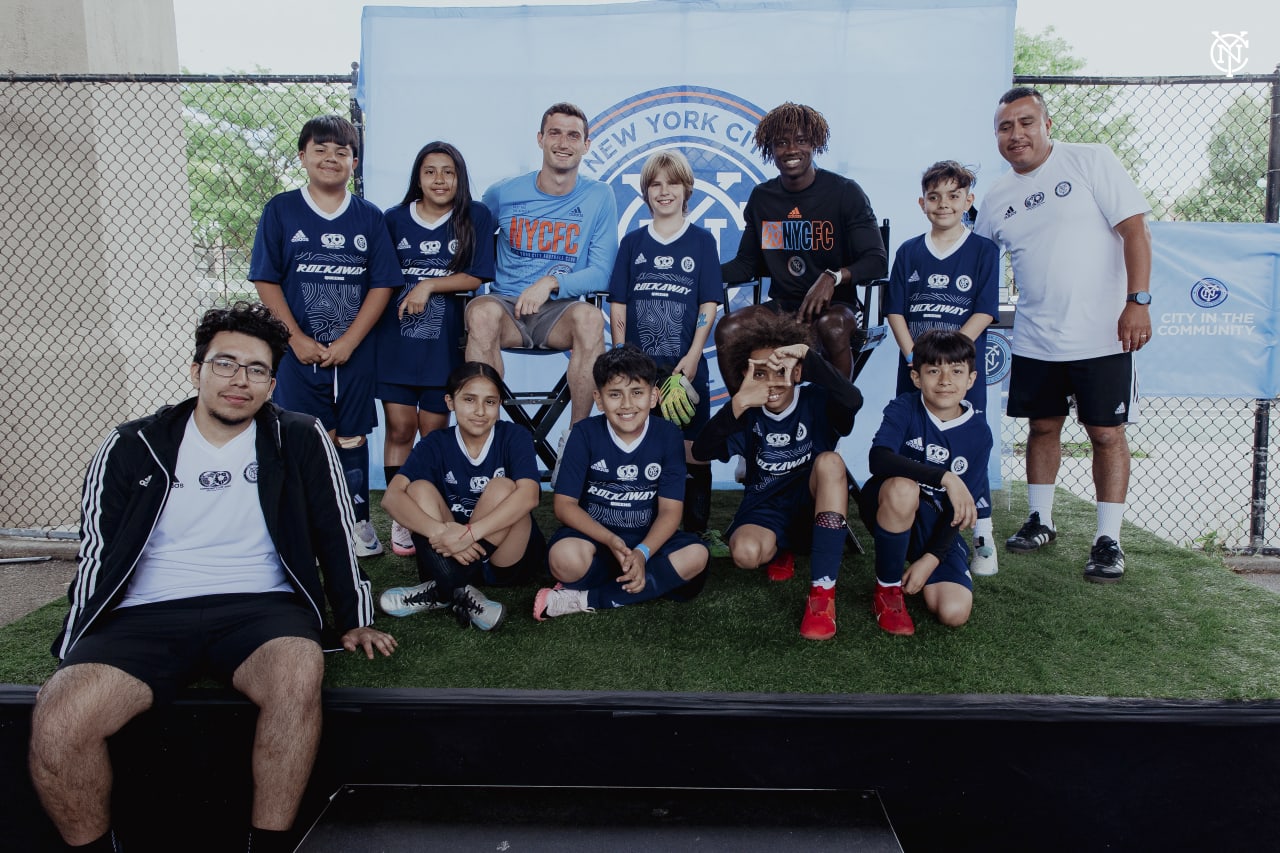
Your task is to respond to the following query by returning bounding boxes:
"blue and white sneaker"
[452,585,506,631]
[1005,512,1056,553]
[380,581,449,617]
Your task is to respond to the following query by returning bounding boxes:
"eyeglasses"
[204,357,273,384]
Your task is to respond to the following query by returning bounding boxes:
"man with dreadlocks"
[717,102,886,394]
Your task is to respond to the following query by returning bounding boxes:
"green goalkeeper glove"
[658,373,699,428]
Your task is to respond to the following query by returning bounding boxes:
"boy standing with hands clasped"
[885,160,999,575]
[859,330,992,635]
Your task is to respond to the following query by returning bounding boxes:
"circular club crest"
[645,463,662,481]
[243,463,259,483]
[985,330,1012,386]
[1055,181,1072,197]
[955,275,972,293]
[951,456,969,475]
[354,234,368,252]
[1191,277,1229,309]
[590,87,769,407]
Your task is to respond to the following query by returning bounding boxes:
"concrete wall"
[1,0,197,531]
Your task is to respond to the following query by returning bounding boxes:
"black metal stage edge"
[4,684,1279,851]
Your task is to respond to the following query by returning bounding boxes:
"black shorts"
[58,592,320,704]
[1007,352,1137,427]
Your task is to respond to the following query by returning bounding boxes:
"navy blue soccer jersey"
[248,188,401,344]
[398,421,539,523]
[553,415,687,548]
[885,230,999,393]
[376,202,495,387]
[871,392,993,518]
[608,222,722,363]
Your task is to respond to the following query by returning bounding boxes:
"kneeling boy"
[535,346,709,619]
[859,329,992,635]
[693,311,863,641]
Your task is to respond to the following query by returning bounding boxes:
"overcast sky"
[172,0,1275,78]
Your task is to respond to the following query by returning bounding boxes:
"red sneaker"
[766,550,795,582]
[873,584,915,636]
[799,586,837,640]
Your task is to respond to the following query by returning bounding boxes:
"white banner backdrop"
[358,0,1016,488]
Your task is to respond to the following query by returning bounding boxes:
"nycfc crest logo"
[645,463,662,480]
[951,457,969,475]
[1191,277,1229,309]
[354,234,368,252]
[681,257,696,273]
[956,275,972,293]
[243,463,258,483]
[986,330,1012,386]
[1055,181,1072,197]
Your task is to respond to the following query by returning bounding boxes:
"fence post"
[349,61,364,198]
[1247,66,1280,551]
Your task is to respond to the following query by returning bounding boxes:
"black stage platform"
[3,685,1279,851]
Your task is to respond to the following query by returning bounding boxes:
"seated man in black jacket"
[29,301,396,853]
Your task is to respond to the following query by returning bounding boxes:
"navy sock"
[683,464,712,533]
[873,526,910,585]
[337,443,371,522]
[810,511,846,586]
[587,551,685,610]
[411,534,473,593]
[246,826,292,853]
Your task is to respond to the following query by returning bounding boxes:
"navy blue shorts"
[274,352,378,436]
[1007,352,1136,427]
[727,485,815,554]
[58,592,321,705]
[378,381,449,414]
[858,478,972,591]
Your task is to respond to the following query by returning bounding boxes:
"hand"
[941,472,977,530]
[659,373,697,427]
[798,271,837,322]
[618,547,647,594]
[341,626,397,659]
[1118,302,1152,353]
[735,364,774,410]
[319,336,355,367]
[289,334,329,366]
[607,534,631,567]
[673,355,698,381]
[431,521,480,562]
[514,276,558,318]
[765,344,808,375]
[902,554,939,595]
[399,280,435,319]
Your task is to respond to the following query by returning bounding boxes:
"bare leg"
[29,664,153,845]
[470,478,531,565]
[231,636,324,831]
[1085,423,1130,503]
[546,303,605,424]
[382,401,420,469]
[727,524,778,570]
[464,296,525,378]
[813,305,860,380]
[810,451,850,514]
[548,536,595,584]
[1025,415,1066,486]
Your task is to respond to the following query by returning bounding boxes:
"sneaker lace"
[1015,513,1042,538]
[403,587,436,607]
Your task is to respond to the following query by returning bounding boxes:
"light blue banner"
[1145,222,1280,398]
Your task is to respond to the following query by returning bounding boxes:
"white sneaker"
[352,519,384,558]
[549,427,572,488]
[390,520,416,557]
[380,581,449,617]
[533,586,592,621]
[971,535,998,576]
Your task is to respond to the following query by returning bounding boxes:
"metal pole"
[1247,66,1280,551]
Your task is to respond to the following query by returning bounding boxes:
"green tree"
[1013,27,1145,180]
[181,74,348,286]
[1171,93,1268,222]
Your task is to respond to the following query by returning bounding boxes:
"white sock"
[1096,502,1125,544]
[974,517,993,543]
[1027,484,1056,530]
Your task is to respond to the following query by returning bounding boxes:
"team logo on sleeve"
[645,463,662,480]
[243,463,259,483]
[321,233,345,249]
[618,464,639,481]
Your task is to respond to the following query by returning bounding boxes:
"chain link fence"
[2,70,1277,550]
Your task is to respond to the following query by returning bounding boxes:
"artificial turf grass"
[4,487,1280,699]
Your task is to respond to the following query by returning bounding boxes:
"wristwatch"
[823,268,842,285]
[1126,292,1152,305]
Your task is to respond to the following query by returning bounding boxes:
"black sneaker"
[1083,536,1125,583]
[1005,511,1057,552]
